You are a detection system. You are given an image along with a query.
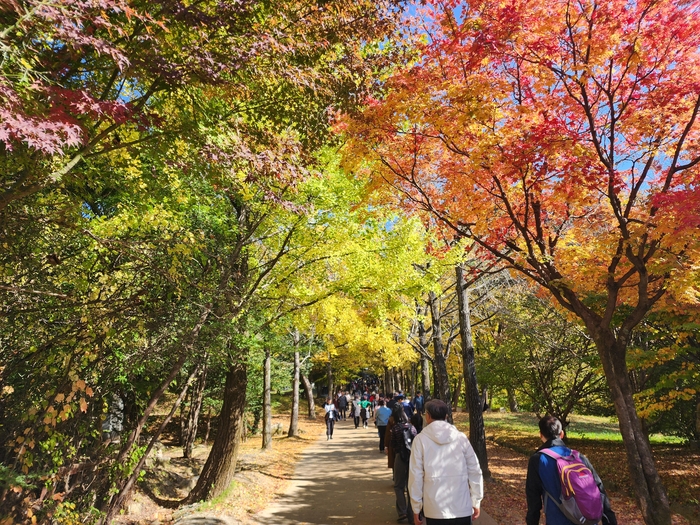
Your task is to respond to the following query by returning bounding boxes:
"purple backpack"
[540,448,604,525]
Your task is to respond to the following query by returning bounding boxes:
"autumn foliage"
[343,1,700,524]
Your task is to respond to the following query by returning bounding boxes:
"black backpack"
[398,423,414,463]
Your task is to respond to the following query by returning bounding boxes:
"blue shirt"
[375,406,391,426]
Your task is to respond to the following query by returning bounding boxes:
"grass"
[481,412,684,445]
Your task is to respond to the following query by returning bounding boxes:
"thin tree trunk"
[595,333,670,525]
[262,348,272,450]
[455,265,490,478]
[301,372,316,419]
[481,386,488,412]
[114,307,210,467]
[428,291,452,420]
[288,330,301,437]
[101,364,200,523]
[695,396,700,439]
[507,388,519,413]
[421,357,430,399]
[184,358,248,503]
[452,376,462,410]
[204,407,212,444]
[327,359,334,400]
[184,363,207,458]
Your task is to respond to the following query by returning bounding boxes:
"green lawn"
[480,412,684,445]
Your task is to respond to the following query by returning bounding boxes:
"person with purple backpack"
[526,416,617,525]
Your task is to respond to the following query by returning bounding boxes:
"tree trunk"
[301,372,316,419]
[288,331,301,437]
[481,386,488,412]
[262,348,272,450]
[327,360,334,400]
[428,291,452,420]
[183,364,207,458]
[411,363,418,398]
[421,357,431,399]
[695,396,700,439]
[594,333,670,525]
[114,307,210,469]
[204,407,212,444]
[455,265,490,478]
[452,376,462,410]
[101,364,200,523]
[184,359,248,503]
[507,388,519,413]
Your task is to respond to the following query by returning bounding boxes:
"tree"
[344,1,700,523]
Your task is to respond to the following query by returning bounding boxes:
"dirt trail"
[253,417,499,525]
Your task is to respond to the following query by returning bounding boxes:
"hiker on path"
[374,398,392,452]
[413,392,425,415]
[360,395,372,428]
[352,394,362,429]
[337,391,348,420]
[323,397,336,440]
[526,416,617,525]
[400,394,414,419]
[409,399,483,525]
[387,392,399,410]
[389,405,417,523]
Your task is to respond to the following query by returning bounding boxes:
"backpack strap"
[539,448,561,460]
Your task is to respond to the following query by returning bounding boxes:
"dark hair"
[425,399,449,421]
[539,415,563,440]
[392,405,409,425]
[410,413,423,432]
[378,399,385,406]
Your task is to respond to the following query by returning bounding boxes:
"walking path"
[254,418,498,525]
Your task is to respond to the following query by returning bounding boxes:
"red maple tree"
[344,2,700,524]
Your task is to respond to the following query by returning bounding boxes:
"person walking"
[323,397,336,440]
[389,405,417,523]
[413,392,425,416]
[408,399,483,525]
[400,394,414,419]
[374,399,392,452]
[352,394,362,429]
[526,415,617,525]
[337,391,348,420]
[360,395,372,428]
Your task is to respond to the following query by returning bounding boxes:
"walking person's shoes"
[397,515,407,522]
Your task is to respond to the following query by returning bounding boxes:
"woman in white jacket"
[408,399,483,525]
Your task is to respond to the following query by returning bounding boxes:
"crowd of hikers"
[322,382,616,525]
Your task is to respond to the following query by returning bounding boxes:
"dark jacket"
[525,438,617,525]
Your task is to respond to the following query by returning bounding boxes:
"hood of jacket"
[421,420,462,445]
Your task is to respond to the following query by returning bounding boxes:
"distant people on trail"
[323,397,336,440]
[413,391,425,415]
[526,415,617,525]
[360,395,372,428]
[400,394,414,419]
[389,404,417,523]
[352,394,363,429]
[408,399,483,525]
[345,391,352,413]
[387,392,399,410]
[375,399,392,452]
[336,391,348,420]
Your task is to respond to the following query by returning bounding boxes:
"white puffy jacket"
[408,420,484,519]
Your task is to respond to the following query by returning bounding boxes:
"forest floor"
[114,410,327,525]
[453,411,700,525]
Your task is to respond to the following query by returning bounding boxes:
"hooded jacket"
[408,420,484,520]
